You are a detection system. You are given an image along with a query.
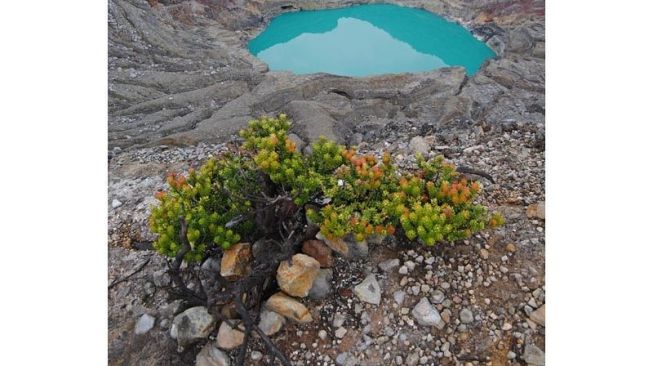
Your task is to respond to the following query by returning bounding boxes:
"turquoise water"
[248,4,496,77]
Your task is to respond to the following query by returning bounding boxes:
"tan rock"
[302,240,333,268]
[220,243,251,280]
[530,304,545,326]
[216,320,245,350]
[316,231,349,256]
[277,254,320,297]
[506,243,517,253]
[195,343,230,366]
[526,201,545,220]
[265,292,313,323]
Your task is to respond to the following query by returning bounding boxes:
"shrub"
[149,114,504,262]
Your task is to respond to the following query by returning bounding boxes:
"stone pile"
[164,230,377,365]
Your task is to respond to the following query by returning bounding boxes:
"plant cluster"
[149,155,258,261]
[149,114,503,262]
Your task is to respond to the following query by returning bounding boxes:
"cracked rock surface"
[109,0,544,150]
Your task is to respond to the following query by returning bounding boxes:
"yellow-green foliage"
[149,114,504,262]
[149,155,257,262]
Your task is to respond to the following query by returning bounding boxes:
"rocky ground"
[108,1,545,365]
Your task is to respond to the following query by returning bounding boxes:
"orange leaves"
[386,224,396,236]
[268,133,279,146]
[341,148,356,162]
[285,138,296,153]
[166,172,188,190]
[470,181,481,193]
[370,165,383,179]
[338,150,388,191]
[437,178,478,205]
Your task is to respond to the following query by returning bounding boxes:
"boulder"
[286,100,343,143]
[196,343,231,366]
[216,320,245,350]
[522,344,545,366]
[201,257,220,272]
[459,308,474,324]
[529,304,545,326]
[134,313,156,335]
[220,243,251,280]
[316,231,349,256]
[265,292,313,323]
[353,274,382,305]
[302,240,333,268]
[412,298,445,329]
[378,258,400,272]
[170,306,216,348]
[277,254,320,297]
[258,309,285,336]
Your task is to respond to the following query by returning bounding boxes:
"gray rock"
[354,274,382,305]
[308,268,333,300]
[522,344,545,365]
[412,297,445,329]
[406,352,420,366]
[409,136,429,156]
[336,352,357,366]
[405,261,416,271]
[134,313,156,335]
[152,269,170,287]
[345,237,369,258]
[459,308,474,324]
[508,28,534,53]
[258,309,285,336]
[335,327,347,338]
[431,290,445,304]
[201,257,220,272]
[393,290,406,305]
[530,304,545,326]
[111,199,123,209]
[170,306,216,349]
[332,313,346,328]
[250,351,263,361]
[196,343,231,366]
[378,258,400,272]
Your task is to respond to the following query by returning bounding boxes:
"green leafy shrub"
[149,114,504,262]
